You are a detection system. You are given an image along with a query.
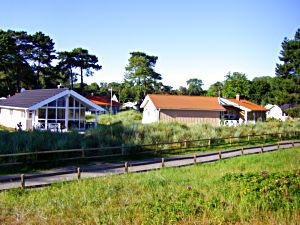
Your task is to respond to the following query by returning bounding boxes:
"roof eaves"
[158,107,226,111]
[0,105,28,110]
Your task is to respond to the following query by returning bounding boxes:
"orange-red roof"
[85,95,120,106]
[147,94,226,111]
[145,94,267,111]
[226,98,267,111]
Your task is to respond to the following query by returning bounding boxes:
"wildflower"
[186,185,191,190]
[275,180,279,184]
[285,180,290,185]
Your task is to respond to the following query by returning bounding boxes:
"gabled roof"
[0,89,106,112]
[141,94,226,111]
[0,89,66,108]
[85,95,121,106]
[141,94,267,112]
[225,98,267,111]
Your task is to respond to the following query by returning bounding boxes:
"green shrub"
[285,106,300,118]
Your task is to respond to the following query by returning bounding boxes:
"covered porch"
[219,97,267,126]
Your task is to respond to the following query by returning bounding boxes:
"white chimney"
[236,94,240,101]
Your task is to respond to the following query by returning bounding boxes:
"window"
[69,97,74,107]
[48,100,56,107]
[48,108,56,119]
[57,97,65,107]
[57,109,65,119]
[0,108,1,114]
[68,109,74,119]
[80,108,85,120]
[38,108,46,119]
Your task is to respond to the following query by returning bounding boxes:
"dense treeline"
[0,29,101,95]
[0,28,299,111]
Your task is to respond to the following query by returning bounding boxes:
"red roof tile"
[85,95,120,106]
[147,94,226,111]
[226,98,267,111]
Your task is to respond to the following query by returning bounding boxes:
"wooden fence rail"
[0,131,299,167]
[5,140,300,190]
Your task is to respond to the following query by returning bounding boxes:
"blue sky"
[1,0,299,89]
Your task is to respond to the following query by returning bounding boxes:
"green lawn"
[0,148,299,224]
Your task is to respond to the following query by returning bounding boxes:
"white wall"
[266,104,288,121]
[142,100,159,124]
[0,108,28,130]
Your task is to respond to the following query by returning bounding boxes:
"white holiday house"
[265,104,289,121]
[0,88,106,131]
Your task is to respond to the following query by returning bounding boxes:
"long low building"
[140,94,267,125]
[0,88,106,131]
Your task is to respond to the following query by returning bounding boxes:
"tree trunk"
[16,66,20,93]
[80,67,83,94]
[70,68,73,90]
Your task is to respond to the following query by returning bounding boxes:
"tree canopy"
[206,81,223,97]
[186,78,204,96]
[124,51,162,101]
[222,72,251,98]
[276,28,300,77]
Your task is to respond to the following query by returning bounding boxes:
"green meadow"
[0,147,299,224]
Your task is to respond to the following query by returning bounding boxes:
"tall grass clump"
[0,130,83,154]
[0,110,299,155]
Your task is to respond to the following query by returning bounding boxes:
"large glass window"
[48,100,56,107]
[48,108,56,119]
[68,109,74,120]
[57,109,65,119]
[80,109,85,120]
[69,97,74,107]
[75,109,79,120]
[57,97,65,107]
[36,96,87,131]
[38,108,46,119]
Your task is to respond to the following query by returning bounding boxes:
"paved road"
[0,141,299,191]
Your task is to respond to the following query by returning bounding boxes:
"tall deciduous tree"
[186,78,204,96]
[0,30,34,94]
[222,72,250,98]
[125,51,162,101]
[29,31,56,88]
[249,76,272,105]
[56,51,78,89]
[71,48,102,94]
[276,28,300,77]
[206,81,223,97]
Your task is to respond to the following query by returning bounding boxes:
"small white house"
[265,104,289,121]
[0,88,106,131]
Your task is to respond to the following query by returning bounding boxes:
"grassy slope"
[0,147,299,225]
